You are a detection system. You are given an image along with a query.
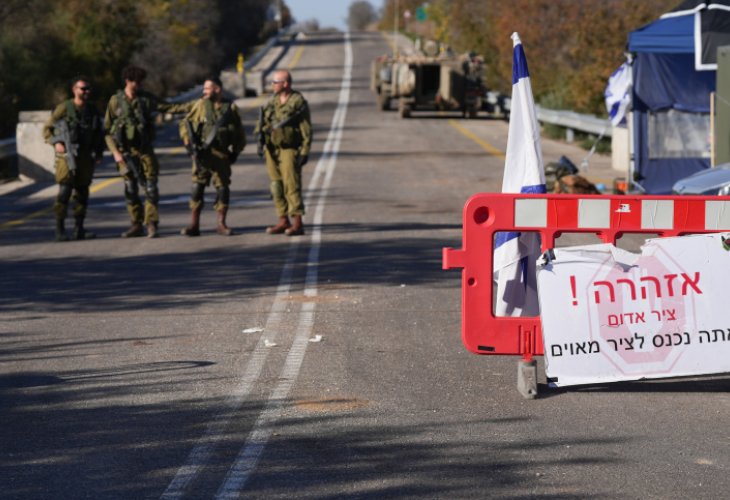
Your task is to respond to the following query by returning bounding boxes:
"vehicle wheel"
[378,94,391,111]
[399,101,411,118]
[468,106,478,119]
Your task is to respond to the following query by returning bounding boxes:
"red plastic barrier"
[442,193,730,357]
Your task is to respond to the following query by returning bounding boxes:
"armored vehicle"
[370,54,395,111]
[372,50,487,119]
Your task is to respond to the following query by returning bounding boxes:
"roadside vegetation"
[0,0,290,138]
[378,0,677,117]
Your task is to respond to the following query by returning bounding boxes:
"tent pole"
[711,91,716,167]
[627,55,638,194]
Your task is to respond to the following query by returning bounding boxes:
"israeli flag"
[494,33,546,317]
[605,62,631,126]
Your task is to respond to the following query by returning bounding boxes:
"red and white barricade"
[442,193,730,357]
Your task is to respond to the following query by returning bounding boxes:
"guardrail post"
[565,128,574,143]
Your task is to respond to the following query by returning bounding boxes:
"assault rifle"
[257,105,307,158]
[112,127,146,183]
[184,120,203,176]
[51,120,78,176]
[256,106,265,158]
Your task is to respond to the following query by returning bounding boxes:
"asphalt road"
[1,31,728,499]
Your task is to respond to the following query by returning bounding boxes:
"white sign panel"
[537,233,730,387]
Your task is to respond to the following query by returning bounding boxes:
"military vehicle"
[371,49,487,119]
[370,54,395,111]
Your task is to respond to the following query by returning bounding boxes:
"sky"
[285,0,386,31]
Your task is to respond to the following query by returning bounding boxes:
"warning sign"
[537,233,730,387]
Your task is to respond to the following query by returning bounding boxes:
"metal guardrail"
[1,40,611,162]
[244,30,285,72]
[0,103,614,161]
[168,29,289,104]
[502,97,612,138]
[537,106,611,138]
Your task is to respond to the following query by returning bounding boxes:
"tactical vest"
[200,99,234,150]
[111,91,155,148]
[264,93,306,149]
[64,100,100,150]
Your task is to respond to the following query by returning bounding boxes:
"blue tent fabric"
[632,53,715,113]
[628,8,716,193]
[629,15,695,54]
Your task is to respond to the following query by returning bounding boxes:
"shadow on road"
[0,359,629,498]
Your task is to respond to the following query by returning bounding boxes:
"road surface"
[0,31,728,499]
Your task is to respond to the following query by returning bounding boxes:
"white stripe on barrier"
[514,198,547,227]
[578,198,610,228]
[641,199,674,230]
[509,197,730,233]
[705,200,730,230]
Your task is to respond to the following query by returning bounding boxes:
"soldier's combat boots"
[216,208,233,236]
[265,216,291,235]
[181,207,202,237]
[285,215,304,236]
[55,219,69,242]
[147,222,159,239]
[122,222,144,238]
[73,216,96,240]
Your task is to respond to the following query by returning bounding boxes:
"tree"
[0,0,281,137]
[393,0,677,116]
[348,1,377,31]
[379,0,422,31]
[131,0,219,96]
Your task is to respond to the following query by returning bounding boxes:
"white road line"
[213,32,352,499]
[160,242,300,499]
[161,31,352,499]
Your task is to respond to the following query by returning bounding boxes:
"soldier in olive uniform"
[104,65,192,238]
[179,77,246,236]
[255,69,312,236]
[43,76,104,241]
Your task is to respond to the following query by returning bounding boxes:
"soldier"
[43,76,104,241]
[255,69,312,236]
[104,65,192,238]
[179,76,246,236]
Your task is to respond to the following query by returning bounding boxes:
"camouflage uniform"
[179,98,246,235]
[255,90,312,229]
[43,99,104,240]
[104,90,191,235]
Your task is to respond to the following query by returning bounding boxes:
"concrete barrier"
[220,70,247,98]
[611,123,630,173]
[16,111,54,182]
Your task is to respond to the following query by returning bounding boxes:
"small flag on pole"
[494,33,546,317]
[605,61,631,126]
